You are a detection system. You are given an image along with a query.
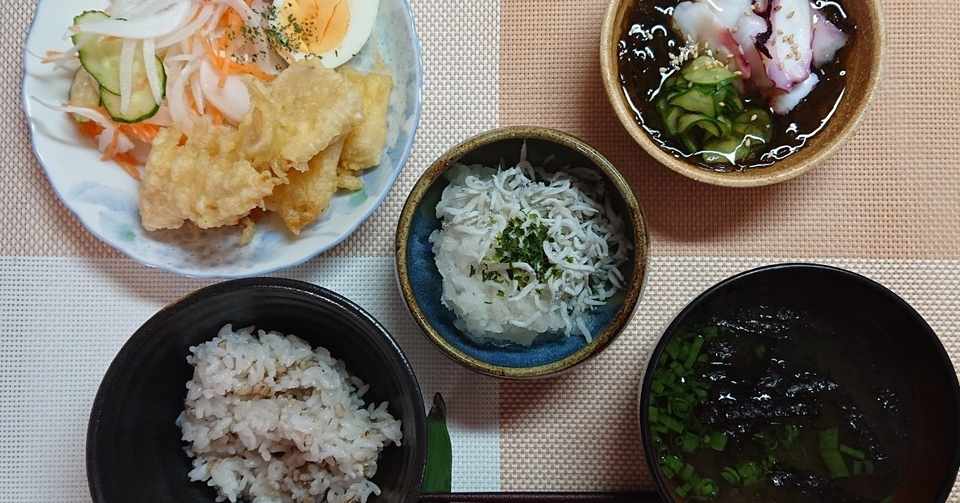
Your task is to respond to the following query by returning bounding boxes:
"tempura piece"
[139,121,278,231]
[239,60,363,177]
[337,174,364,192]
[338,67,393,174]
[266,140,345,235]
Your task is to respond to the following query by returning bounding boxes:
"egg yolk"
[281,0,351,55]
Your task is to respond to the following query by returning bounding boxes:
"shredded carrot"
[114,153,142,180]
[76,120,104,140]
[119,123,161,144]
[202,36,275,85]
[71,109,148,179]
[223,60,274,81]
[208,106,224,126]
[220,9,243,32]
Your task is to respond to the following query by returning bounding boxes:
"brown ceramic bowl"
[600,0,884,187]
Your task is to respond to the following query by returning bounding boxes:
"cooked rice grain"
[178,325,402,503]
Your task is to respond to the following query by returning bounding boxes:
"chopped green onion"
[705,431,728,451]
[819,428,840,450]
[696,478,719,498]
[680,432,700,453]
[684,335,704,369]
[720,466,741,486]
[852,460,864,476]
[839,444,866,460]
[662,454,684,475]
[659,414,684,434]
[819,428,849,478]
[821,448,849,479]
[648,406,660,424]
[736,461,763,485]
[781,424,800,447]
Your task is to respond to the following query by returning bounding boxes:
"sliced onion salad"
[37,0,288,165]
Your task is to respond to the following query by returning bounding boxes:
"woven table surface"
[2,0,958,500]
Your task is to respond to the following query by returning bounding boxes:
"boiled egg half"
[270,0,380,68]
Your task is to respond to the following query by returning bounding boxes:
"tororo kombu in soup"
[618,0,855,171]
[646,306,907,502]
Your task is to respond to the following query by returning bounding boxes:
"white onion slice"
[203,4,228,35]
[126,0,190,19]
[32,99,115,129]
[36,45,80,61]
[116,132,136,154]
[191,72,205,115]
[97,128,115,152]
[156,5,215,48]
[165,53,195,64]
[119,40,137,115]
[95,129,134,154]
[223,0,258,23]
[143,39,164,104]
[198,59,251,123]
[74,1,193,39]
[169,59,200,131]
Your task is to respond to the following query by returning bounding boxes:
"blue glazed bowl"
[396,127,649,379]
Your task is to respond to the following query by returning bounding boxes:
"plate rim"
[21,0,424,279]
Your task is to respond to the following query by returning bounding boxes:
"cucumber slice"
[715,115,734,138]
[677,113,722,138]
[72,10,109,46]
[671,89,715,117]
[663,106,684,136]
[75,10,166,105]
[68,68,101,122]
[701,138,747,165]
[682,56,737,85]
[74,9,167,124]
[734,108,773,143]
[100,52,166,123]
[73,11,126,94]
[101,85,160,123]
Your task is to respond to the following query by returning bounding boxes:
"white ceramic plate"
[22,0,422,278]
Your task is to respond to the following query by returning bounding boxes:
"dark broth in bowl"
[618,1,855,172]
[647,306,906,502]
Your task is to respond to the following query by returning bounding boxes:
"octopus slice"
[673,1,751,77]
[765,0,814,90]
[705,0,754,29]
[811,12,849,67]
[771,72,820,114]
[734,13,774,89]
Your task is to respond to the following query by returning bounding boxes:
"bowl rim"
[21,0,425,279]
[85,277,427,503]
[395,125,650,380]
[636,262,960,502]
[600,0,886,188]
